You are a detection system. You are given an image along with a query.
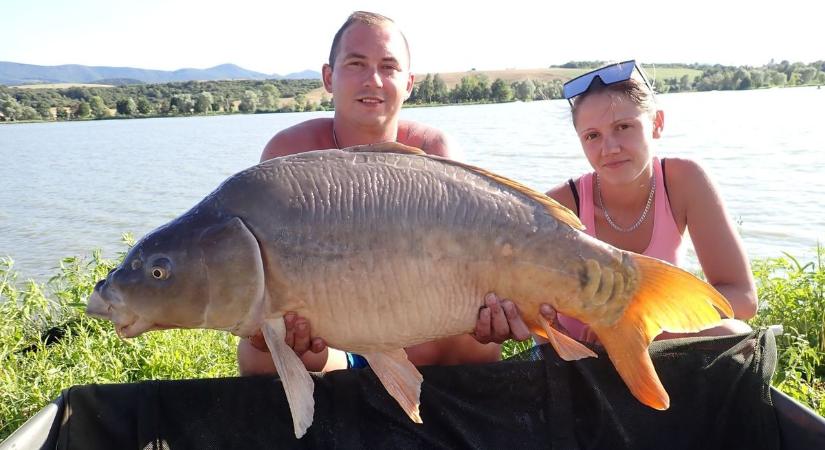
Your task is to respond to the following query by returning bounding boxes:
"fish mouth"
[86,290,113,319]
[116,318,156,338]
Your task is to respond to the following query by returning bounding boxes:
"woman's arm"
[669,158,757,319]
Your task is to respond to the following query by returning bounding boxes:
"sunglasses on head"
[562,60,652,104]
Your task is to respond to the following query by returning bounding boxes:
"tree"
[1,95,23,121]
[490,78,513,102]
[679,74,692,91]
[116,98,138,116]
[239,90,258,113]
[770,71,787,86]
[798,67,818,85]
[513,80,535,101]
[417,74,433,103]
[260,84,281,110]
[136,98,153,115]
[432,74,448,103]
[89,96,109,118]
[195,91,214,113]
[75,101,91,118]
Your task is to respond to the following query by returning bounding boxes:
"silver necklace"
[596,171,655,233]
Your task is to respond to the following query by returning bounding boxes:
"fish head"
[87,215,265,338]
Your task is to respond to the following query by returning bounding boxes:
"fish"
[86,142,733,438]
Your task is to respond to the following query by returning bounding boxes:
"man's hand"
[472,293,532,344]
[247,313,327,356]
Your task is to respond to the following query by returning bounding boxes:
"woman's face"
[573,91,663,185]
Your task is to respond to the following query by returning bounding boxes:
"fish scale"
[87,143,734,438]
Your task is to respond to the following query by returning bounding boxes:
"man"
[238,11,531,376]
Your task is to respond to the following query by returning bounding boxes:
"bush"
[0,242,239,441]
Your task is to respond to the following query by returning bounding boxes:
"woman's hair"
[571,75,657,124]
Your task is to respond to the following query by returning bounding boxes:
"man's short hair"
[328,11,411,69]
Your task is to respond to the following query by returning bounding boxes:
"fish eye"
[151,267,168,280]
[149,258,171,280]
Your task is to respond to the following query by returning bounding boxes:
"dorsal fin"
[344,142,427,156]
[344,142,585,230]
[444,158,585,230]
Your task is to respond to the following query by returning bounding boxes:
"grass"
[2,244,824,441]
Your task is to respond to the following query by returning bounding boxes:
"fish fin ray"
[539,315,597,360]
[362,349,424,423]
[344,142,584,230]
[588,253,734,411]
[344,142,427,156]
[262,318,315,438]
[630,253,733,337]
[591,320,670,410]
[438,159,584,230]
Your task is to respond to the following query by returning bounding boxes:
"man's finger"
[488,296,509,342]
[473,307,492,344]
[502,300,530,341]
[310,337,327,354]
[293,320,312,355]
[283,313,296,348]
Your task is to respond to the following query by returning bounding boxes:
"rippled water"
[1,87,823,281]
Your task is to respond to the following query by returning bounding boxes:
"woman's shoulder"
[545,179,578,213]
[661,157,714,191]
[660,157,719,217]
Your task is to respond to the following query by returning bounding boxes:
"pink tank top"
[558,157,685,340]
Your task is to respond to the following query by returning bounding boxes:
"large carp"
[87,143,732,438]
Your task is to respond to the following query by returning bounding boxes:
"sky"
[3,0,822,75]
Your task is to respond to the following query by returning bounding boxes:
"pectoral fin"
[362,349,424,423]
[538,315,598,361]
[262,318,315,438]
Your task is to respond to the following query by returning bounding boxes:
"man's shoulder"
[261,118,332,161]
[397,120,453,158]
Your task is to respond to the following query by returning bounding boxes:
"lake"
[1,87,823,282]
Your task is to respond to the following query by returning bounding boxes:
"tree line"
[1,60,823,122]
[0,79,326,122]
[408,59,825,104]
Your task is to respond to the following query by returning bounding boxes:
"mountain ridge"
[0,61,321,85]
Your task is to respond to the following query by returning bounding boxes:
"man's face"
[323,22,414,130]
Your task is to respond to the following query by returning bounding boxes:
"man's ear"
[322,64,333,93]
[404,73,415,100]
[653,110,665,139]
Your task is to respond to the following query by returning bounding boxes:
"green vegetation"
[750,247,825,415]
[0,78,323,122]
[2,245,824,440]
[2,60,822,123]
[407,59,825,105]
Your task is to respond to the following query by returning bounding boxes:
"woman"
[544,60,757,342]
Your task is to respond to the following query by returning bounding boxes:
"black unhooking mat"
[27,330,798,449]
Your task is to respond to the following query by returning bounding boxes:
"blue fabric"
[346,352,369,369]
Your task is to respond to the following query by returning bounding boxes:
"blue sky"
[3,0,822,75]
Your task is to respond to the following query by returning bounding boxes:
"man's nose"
[362,67,383,88]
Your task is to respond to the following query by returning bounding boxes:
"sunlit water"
[1,87,823,282]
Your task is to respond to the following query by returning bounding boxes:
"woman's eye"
[584,132,599,141]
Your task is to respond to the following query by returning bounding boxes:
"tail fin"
[591,253,733,411]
